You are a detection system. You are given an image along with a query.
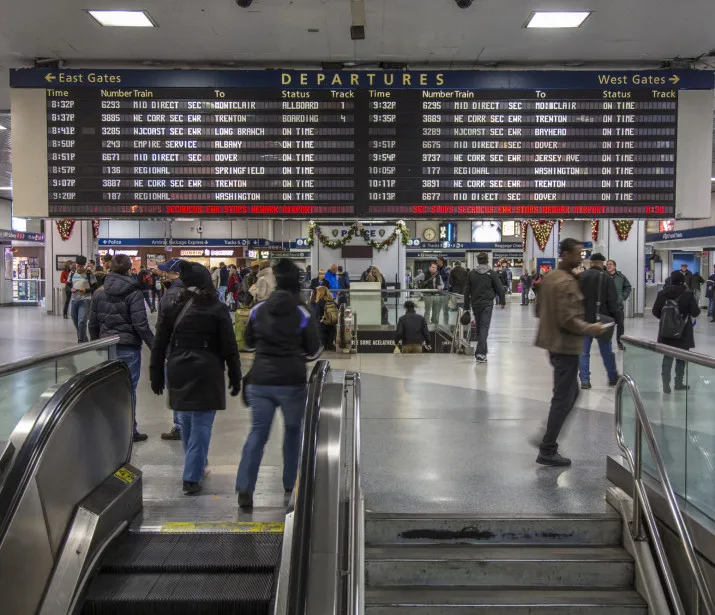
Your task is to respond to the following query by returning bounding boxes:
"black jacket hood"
[103,273,141,297]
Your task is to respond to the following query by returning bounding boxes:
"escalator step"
[82,572,274,615]
[100,533,282,573]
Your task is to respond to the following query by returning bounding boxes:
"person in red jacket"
[59,260,73,319]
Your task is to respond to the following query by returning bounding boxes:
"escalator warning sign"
[114,467,137,484]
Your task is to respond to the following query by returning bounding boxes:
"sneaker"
[580,382,592,390]
[133,432,148,442]
[238,491,254,509]
[608,378,619,387]
[475,355,487,363]
[161,426,181,441]
[536,452,572,467]
[183,481,202,495]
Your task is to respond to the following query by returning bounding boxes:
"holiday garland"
[92,220,100,239]
[306,220,409,251]
[529,220,556,252]
[613,220,634,241]
[56,219,75,241]
[591,220,600,242]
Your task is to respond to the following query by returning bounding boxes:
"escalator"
[0,358,361,615]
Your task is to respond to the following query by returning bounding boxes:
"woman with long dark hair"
[150,261,242,495]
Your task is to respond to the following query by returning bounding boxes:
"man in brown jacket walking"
[534,238,605,467]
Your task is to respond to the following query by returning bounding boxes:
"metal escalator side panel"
[0,360,134,615]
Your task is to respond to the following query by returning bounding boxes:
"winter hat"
[590,253,606,262]
[179,261,213,290]
[273,258,301,292]
[670,271,685,286]
[75,255,87,266]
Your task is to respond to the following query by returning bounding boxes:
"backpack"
[659,297,688,340]
[322,299,339,326]
[141,272,152,289]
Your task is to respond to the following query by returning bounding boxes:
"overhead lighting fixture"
[235,0,254,6]
[455,0,473,7]
[87,10,157,27]
[526,11,591,28]
[0,125,7,130]
[0,187,12,190]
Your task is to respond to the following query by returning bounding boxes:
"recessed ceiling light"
[526,11,591,28]
[0,187,12,190]
[87,10,157,27]
[0,126,7,130]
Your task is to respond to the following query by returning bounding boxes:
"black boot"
[663,380,671,394]
[674,381,690,391]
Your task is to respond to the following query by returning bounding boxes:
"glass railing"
[0,337,119,444]
[621,335,715,522]
[299,288,462,328]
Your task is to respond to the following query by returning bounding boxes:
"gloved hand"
[150,375,164,396]
[230,381,241,397]
[424,345,432,352]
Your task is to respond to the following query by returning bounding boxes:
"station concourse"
[2,0,715,613]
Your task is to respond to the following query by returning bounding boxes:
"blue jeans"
[71,299,90,343]
[217,286,227,304]
[521,289,529,305]
[235,384,306,494]
[176,410,216,483]
[116,344,142,433]
[709,296,714,316]
[142,290,154,310]
[579,336,618,383]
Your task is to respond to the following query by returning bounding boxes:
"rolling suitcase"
[234,308,251,351]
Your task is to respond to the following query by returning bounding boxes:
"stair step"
[365,587,647,614]
[365,545,634,588]
[365,513,622,546]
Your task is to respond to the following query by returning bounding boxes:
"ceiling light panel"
[87,10,157,27]
[526,11,591,28]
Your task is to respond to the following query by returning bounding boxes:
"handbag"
[595,272,615,342]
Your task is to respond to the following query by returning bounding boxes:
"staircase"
[365,512,648,614]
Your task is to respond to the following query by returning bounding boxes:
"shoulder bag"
[595,272,615,342]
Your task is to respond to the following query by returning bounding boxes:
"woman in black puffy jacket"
[150,261,242,495]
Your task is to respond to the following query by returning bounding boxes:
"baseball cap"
[158,258,183,273]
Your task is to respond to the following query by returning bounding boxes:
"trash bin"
[53,287,64,316]
[623,296,634,319]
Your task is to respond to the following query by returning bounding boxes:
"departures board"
[9,68,715,219]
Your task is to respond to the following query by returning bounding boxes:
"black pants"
[540,352,580,456]
[616,310,625,345]
[320,324,336,350]
[473,305,494,357]
[63,286,71,317]
[662,356,686,386]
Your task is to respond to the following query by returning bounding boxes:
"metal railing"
[615,373,715,615]
[0,336,120,378]
[345,371,364,615]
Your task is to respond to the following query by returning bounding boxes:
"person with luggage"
[227,265,241,310]
[69,256,97,343]
[396,300,430,353]
[241,261,260,307]
[652,270,700,393]
[156,258,186,441]
[577,253,619,389]
[519,271,533,306]
[60,260,73,319]
[313,285,339,350]
[150,261,242,496]
[236,259,321,509]
[534,238,605,466]
[606,259,632,351]
[463,252,505,364]
[88,254,155,442]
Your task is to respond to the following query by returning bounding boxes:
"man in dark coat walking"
[578,253,619,389]
[89,254,155,441]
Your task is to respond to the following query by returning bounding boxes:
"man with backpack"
[138,267,156,312]
[578,253,619,389]
[68,255,97,344]
[652,270,700,393]
[463,252,505,364]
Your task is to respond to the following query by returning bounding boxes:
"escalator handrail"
[286,359,331,615]
[615,374,715,615]
[0,360,132,546]
[0,335,120,378]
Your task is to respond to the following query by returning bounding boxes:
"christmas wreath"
[306,220,409,251]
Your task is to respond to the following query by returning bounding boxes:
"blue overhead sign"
[99,238,271,247]
[10,68,714,90]
[646,226,715,242]
[408,239,523,250]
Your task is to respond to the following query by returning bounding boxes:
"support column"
[600,219,646,317]
[524,221,560,275]
[47,220,95,315]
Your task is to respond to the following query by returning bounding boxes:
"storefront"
[1,230,46,305]
[179,248,242,268]
[97,248,142,273]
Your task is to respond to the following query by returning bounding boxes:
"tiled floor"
[3,296,714,522]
